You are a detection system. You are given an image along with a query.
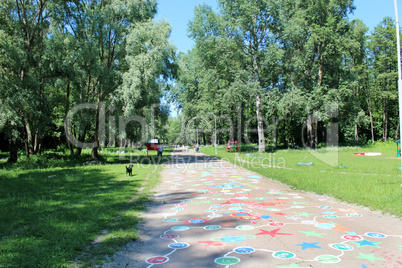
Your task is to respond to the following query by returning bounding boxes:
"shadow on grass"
[0,149,174,170]
[0,165,153,267]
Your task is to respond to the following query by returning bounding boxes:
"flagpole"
[394,0,402,189]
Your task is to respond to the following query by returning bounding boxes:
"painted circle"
[164,218,178,222]
[342,235,363,241]
[320,206,333,209]
[205,209,218,212]
[171,226,189,231]
[145,256,169,264]
[220,235,246,242]
[204,225,222,230]
[168,242,190,249]
[330,244,354,251]
[214,257,241,265]
[236,225,254,230]
[268,222,285,226]
[301,220,318,225]
[171,207,183,211]
[315,255,341,264]
[347,213,362,217]
[272,251,296,259]
[365,232,387,238]
[189,219,205,224]
[234,247,255,254]
[324,215,339,219]
[315,223,336,229]
[160,234,179,240]
[208,214,223,218]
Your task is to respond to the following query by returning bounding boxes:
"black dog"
[126,164,133,176]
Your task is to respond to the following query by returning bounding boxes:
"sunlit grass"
[0,148,172,267]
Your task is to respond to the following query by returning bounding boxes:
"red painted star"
[275,212,287,216]
[256,228,293,237]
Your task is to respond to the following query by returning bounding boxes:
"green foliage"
[0,0,175,161]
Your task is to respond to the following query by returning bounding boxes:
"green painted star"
[292,201,308,204]
[276,263,310,268]
[295,212,317,217]
[398,244,402,250]
[299,231,325,237]
[356,253,385,263]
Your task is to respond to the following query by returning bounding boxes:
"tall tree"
[0,0,52,161]
[367,17,399,142]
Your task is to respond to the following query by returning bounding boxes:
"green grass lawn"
[0,148,172,267]
[201,142,402,218]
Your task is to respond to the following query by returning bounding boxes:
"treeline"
[170,0,400,151]
[0,0,176,162]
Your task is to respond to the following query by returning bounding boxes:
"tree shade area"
[0,0,401,161]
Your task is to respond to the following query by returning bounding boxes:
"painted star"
[276,264,310,268]
[299,231,325,237]
[256,228,293,237]
[295,212,317,217]
[275,212,287,216]
[353,239,382,248]
[398,244,402,250]
[356,253,385,263]
[292,201,308,205]
[295,242,323,250]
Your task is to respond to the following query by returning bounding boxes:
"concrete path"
[104,149,402,268]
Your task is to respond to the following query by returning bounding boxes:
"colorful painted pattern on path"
[143,153,402,268]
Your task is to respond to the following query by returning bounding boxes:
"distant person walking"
[158,144,163,157]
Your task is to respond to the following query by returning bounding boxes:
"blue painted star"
[353,239,382,248]
[295,242,323,250]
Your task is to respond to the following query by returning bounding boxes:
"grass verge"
[0,148,171,267]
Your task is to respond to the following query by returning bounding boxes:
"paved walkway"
[104,149,402,268]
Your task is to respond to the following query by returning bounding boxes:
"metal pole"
[394,0,402,189]
[214,116,217,155]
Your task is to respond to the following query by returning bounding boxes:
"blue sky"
[156,0,400,54]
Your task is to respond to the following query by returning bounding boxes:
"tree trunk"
[237,101,242,145]
[368,104,375,144]
[8,137,18,163]
[307,114,313,148]
[65,82,74,155]
[354,122,359,143]
[25,122,32,157]
[383,100,388,142]
[75,128,87,156]
[256,95,265,153]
